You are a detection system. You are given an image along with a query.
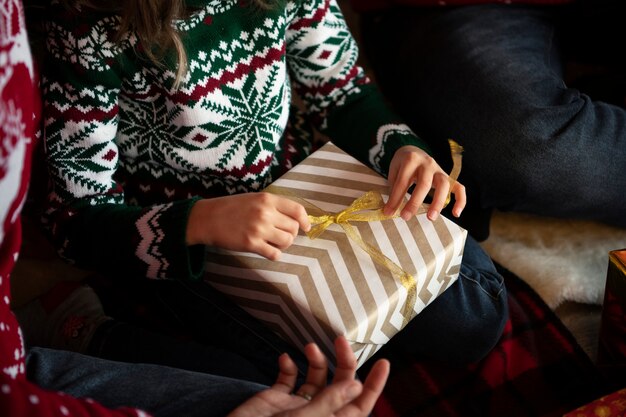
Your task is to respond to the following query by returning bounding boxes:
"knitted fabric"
[0,0,145,415]
[0,0,35,390]
[42,0,428,281]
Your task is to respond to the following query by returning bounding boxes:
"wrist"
[186,199,209,246]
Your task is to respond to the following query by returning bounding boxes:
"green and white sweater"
[43,0,430,281]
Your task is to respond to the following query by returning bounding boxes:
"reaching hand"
[186,192,311,260]
[227,336,390,417]
[384,145,466,221]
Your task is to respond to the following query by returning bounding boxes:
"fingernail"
[401,211,411,221]
[427,210,438,221]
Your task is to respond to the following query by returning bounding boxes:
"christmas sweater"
[352,0,574,12]
[42,0,428,281]
[0,1,148,416]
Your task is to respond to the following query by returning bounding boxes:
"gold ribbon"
[267,140,463,327]
[446,139,464,206]
[308,190,419,326]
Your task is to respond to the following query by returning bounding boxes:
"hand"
[186,193,311,260]
[384,145,466,221]
[227,336,390,417]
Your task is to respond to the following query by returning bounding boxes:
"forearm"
[288,0,431,177]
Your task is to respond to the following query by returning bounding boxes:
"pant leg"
[389,236,508,364]
[360,5,626,228]
[88,320,274,385]
[26,347,266,417]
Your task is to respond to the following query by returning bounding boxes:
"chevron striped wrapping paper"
[204,142,467,368]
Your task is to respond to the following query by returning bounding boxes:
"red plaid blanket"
[362,264,611,417]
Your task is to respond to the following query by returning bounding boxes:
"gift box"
[598,248,626,366]
[563,387,626,417]
[204,142,467,367]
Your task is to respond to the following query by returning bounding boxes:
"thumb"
[299,381,362,417]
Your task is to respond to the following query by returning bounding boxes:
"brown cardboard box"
[204,142,467,367]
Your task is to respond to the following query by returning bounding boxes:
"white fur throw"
[481,211,626,310]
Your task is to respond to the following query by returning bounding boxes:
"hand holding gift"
[187,193,311,261]
[385,141,466,221]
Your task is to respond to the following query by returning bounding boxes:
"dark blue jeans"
[27,347,265,417]
[360,2,626,230]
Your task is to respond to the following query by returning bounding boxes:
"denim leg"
[361,5,626,228]
[27,347,266,417]
[388,236,508,364]
[88,320,273,385]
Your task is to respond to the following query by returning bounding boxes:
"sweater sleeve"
[0,375,151,417]
[41,6,204,281]
[285,0,431,176]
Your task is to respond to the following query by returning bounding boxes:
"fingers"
[401,175,431,221]
[295,342,328,399]
[251,194,310,260]
[276,196,311,233]
[426,172,450,221]
[384,163,401,216]
[332,335,357,383]
[272,353,299,394]
[385,147,435,218]
[299,380,363,417]
[338,359,390,417]
[386,148,468,221]
[284,339,388,417]
[407,175,466,221]
[450,181,466,217]
[299,360,390,417]
[384,161,415,218]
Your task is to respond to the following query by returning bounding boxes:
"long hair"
[61,0,278,88]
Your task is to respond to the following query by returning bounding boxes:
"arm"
[286,0,430,175]
[286,0,465,220]
[42,6,204,280]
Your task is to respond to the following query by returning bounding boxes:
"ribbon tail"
[341,223,416,327]
[445,139,464,207]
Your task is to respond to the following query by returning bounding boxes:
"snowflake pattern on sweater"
[43,0,428,281]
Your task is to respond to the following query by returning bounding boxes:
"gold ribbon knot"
[307,191,394,239]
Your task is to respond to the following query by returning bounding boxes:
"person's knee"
[448,269,509,363]
[392,265,508,364]
[465,96,588,196]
